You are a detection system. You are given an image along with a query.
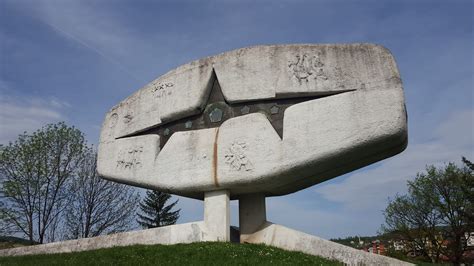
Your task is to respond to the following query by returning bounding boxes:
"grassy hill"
[0,242,342,265]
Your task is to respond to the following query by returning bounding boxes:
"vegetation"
[0,123,86,243]
[0,236,36,250]
[0,122,139,243]
[137,190,180,228]
[381,158,474,264]
[64,148,140,239]
[331,235,380,249]
[0,242,341,265]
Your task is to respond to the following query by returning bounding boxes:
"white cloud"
[32,0,131,54]
[0,94,70,144]
[12,0,145,83]
[48,97,71,109]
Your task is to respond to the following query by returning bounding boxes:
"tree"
[63,148,140,239]
[0,122,86,243]
[460,157,474,223]
[0,201,16,236]
[381,158,474,264]
[137,190,180,228]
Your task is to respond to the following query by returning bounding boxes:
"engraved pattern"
[151,81,174,98]
[224,141,253,171]
[270,105,279,115]
[123,113,133,124]
[288,53,328,83]
[240,106,250,114]
[116,146,143,169]
[209,108,223,123]
[109,113,118,128]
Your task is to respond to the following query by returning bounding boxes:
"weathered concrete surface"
[203,190,230,241]
[237,197,411,265]
[0,222,205,257]
[97,43,408,199]
[109,62,214,139]
[239,194,266,243]
[244,222,413,266]
[0,221,412,265]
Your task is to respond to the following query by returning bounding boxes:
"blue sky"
[1,0,473,239]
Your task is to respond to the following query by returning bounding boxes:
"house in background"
[465,232,474,248]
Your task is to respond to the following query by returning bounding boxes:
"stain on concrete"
[212,127,220,187]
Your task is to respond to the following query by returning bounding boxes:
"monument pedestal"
[239,194,266,243]
[203,190,230,241]
[0,196,412,264]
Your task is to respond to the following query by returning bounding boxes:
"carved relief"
[288,53,363,90]
[107,113,119,137]
[224,141,253,171]
[122,97,138,124]
[288,53,328,83]
[109,113,118,128]
[116,146,143,170]
[151,81,174,98]
[123,113,133,124]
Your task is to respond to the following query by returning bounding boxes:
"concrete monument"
[97,42,407,238]
[1,44,409,265]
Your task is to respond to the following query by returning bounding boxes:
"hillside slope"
[0,242,342,265]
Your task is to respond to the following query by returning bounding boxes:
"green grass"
[0,242,342,266]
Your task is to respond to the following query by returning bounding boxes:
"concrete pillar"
[239,194,266,243]
[204,190,230,241]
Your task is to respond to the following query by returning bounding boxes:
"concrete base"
[245,222,412,266]
[203,190,230,241]
[0,222,205,257]
[0,221,412,265]
[0,192,411,265]
[236,195,411,265]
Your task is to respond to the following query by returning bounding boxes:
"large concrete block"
[0,222,205,257]
[105,61,214,139]
[245,222,412,266]
[97,44,407,199]
[213,44,398,101]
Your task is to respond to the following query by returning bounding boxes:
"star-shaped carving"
[128,75,353,149]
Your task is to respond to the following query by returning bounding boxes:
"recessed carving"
[270,105,279,115]
[288,53,328,83]
[109,113,118,128]
[151,81,174,98]
[133,75,351,149]
[116,146,143,170]
[123,114,133,124]
[185,121,193,129]
[241,106,250,115]
[209,108,223,123]
[224,141,253,171]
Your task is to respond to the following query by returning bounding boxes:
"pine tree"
[137,190,180,228]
